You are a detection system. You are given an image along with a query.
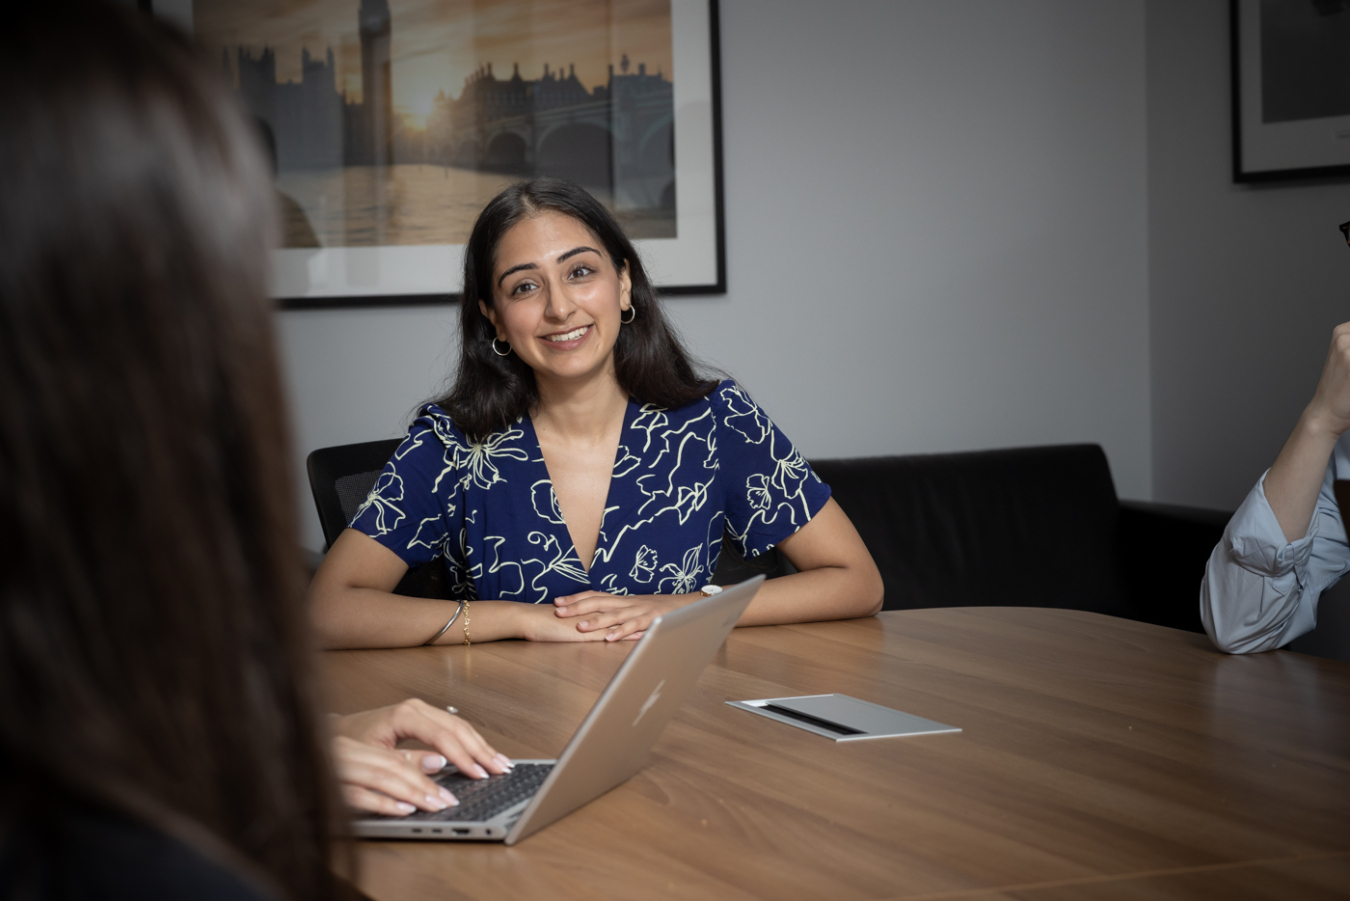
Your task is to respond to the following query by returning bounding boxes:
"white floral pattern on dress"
[629,545,659,584]
[658,546,704,595]
[349,380,830,604]
[353,471,406,536]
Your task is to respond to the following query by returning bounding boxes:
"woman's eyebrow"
[497,262,537,287]
[497,247,597,286]
[557,246,600,263]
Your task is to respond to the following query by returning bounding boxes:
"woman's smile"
[541,323,593,349]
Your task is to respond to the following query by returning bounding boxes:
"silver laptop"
[352,576,763,845]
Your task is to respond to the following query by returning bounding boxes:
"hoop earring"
[620,305,637,325]
[491,337,512,357]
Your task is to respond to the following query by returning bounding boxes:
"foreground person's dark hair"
[0,4,342,898]
[438,178,717,440]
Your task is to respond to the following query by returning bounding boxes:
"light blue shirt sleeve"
[1200,435,1350,653]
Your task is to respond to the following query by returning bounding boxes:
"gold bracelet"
[462,598,471,647]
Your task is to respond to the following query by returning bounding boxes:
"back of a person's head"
[0,3,340,897]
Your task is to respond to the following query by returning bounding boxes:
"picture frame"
[159,0,725,308]
[1231,0,1350,183]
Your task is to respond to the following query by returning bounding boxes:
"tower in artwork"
[358,0,394,166]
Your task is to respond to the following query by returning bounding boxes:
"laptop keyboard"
[384,762,554,823]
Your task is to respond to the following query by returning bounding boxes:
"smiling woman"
[309,178,884,649]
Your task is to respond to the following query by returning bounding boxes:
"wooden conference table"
[321,609,1350,900]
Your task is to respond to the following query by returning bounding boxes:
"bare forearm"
[727,498,883,626]
[312,589,527,649]
[736,564,882,627]
[1265,323,1350,543]
[1263,411,1340,544]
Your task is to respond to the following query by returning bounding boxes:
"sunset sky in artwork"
[195,0,672,128]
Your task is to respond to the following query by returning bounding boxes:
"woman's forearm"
[732,497,883,626]
[737,563,883,627]
[312,589,528,649]
[310,530,536,649]
[1263,410,1340,544]
[1264,323,1350,544]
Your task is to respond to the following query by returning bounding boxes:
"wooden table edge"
[879,849,1350,900]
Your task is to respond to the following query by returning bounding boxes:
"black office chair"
[306,438,451,600]
[810,445,1228,629]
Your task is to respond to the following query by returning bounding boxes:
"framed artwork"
[1231,0,1350,183]
[164,0,724,307]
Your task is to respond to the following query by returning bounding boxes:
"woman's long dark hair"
[0,5,342,899]
[438,178,717,440]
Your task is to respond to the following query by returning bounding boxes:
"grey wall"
[279,0,1152,553]
[1147,0,1350,511]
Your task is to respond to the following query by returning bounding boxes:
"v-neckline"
[524,398,636,576]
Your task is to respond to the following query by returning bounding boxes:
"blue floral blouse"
[350,380,831,603]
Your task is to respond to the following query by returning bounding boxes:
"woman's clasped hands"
[552,591,695,641]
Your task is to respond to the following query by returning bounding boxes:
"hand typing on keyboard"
[392,764,554,822]
[330,698,515,817]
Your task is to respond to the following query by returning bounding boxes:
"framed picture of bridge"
[1231,0,1350,182]
[175,0,725,307]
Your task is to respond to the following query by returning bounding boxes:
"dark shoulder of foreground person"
[0,790,274,901]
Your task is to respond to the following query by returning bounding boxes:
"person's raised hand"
[330,699,512,815]
[553,590,693,642]
[1305,322,1350,439]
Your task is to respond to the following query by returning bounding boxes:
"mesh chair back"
[306,439,401,549]
[306,438,450,600]
[335,471,384,528]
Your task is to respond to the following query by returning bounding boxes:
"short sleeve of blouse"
[348,406,462,567]
[710,381,831,558]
